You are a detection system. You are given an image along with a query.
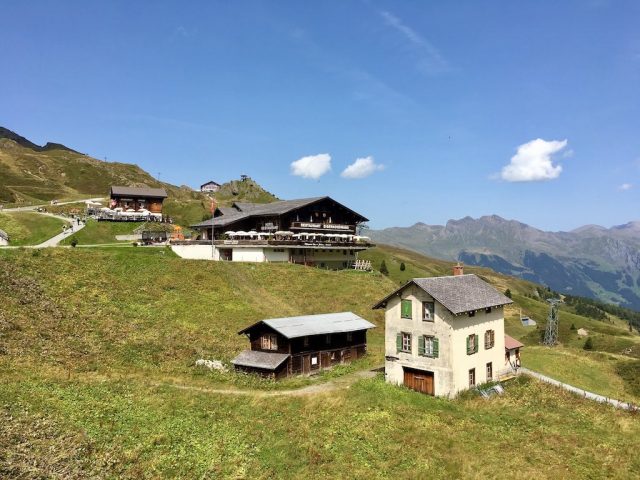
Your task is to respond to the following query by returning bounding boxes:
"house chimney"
[453,262,464,276]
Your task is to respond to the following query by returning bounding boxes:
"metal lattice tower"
[543,299,560,346]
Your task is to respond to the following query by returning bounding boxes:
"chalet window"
[346,332,353,342]
[486,362,493,381]
[422,302,435,322]
[396,332,412,353]
[469,368,476,387]
[468,311,476,317]
[485,307,492,314]
[484,330,495,349]
[325,334,331,345]
[418,335,439,358]
[400,299,412,319]
[303,336,309,347]
[467,334,479,355]
[261,333,278,351]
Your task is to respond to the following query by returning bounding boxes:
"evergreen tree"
[504,288,512,299]
[583,337,594,350]
[400,262,406,271]
[570,323,576,330]
[380,260,389,276]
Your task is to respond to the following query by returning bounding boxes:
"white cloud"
[378,10,448,74]
[341,156,385,179]
[290,153,332,180]
[618,183,633,191]
[500,139,567,182]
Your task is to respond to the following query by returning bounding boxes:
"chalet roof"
[192,196,368,228]
[231,350,290,370]
[201,180,220,187]
[0,229,8,241]
[373,274,513,315]
[505,334,524,350]
[238,312,376,339]
[110,186,168,198]
[216,206,238,216]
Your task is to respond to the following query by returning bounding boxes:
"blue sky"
[2,0,639,230]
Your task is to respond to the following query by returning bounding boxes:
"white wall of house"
[449,307,505,392]
[264,248,289,263]
[384,285,454,396]
[297,248,356,269]
[384,283,506,397]
[232,247,265,262]
[171,244,219,260]
[0,237,8,246]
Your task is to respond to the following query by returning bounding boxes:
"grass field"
[0,211,66,245]
[1,246,640,477]
[60,219,145,245]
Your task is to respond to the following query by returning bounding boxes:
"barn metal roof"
[239,312,376,339]
[231,350,290,370]
[0,229,8,241]
[110,186,168,198]
[373,274,513,315]
[192,196,368,228]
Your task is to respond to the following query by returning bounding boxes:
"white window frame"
[401,332,412,353]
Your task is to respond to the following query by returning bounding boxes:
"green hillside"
[0,211,66,246]
[0,128,277,227]
[1,246,639,477]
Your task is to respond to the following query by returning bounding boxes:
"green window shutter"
[396,333,402,353]
[466,335,470,355]
[401,300,412,318]
[418,335,425,356]
[474,334,479,354]
[433,337,439,358]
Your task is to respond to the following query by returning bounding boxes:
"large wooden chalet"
[172,196,373,268]
[232,312,376,379]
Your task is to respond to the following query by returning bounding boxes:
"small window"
[418,335,439,358]
[468,311,476,317]
[486,362,493,381]
[261,333,278,351]
[467,334,478,355]
[484,330,495,349]
[325,334,331,345]
[485,307,492,314]
[401,299,412,319]
[346,332,353,342]
[343,250,347,255]
[303,336,309,347]
[396,332,412,353]
[422,302,435,322]
[469,368,476,387]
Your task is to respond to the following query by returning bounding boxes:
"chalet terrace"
[91,186,168,221]
[171,196,374,268]
[232,312,376,379]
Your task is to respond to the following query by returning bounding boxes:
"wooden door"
[403,368,434,395]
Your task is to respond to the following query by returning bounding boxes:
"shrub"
[570,323,576,330]
[399,262,406,271]
[504,288,512,299]
[380,260,389,276]
[70,238,78,248]
[583,337,594,350]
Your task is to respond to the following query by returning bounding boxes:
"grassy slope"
[1,248,639,477]
[60,219,146,245]
[0,211,66,245]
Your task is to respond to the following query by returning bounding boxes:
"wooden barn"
[232,312,376,379]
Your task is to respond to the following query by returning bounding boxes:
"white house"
[373,267,513,397]
[0,229,8,246]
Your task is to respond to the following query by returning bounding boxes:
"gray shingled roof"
[373,274,513,315]
[231,350,290,370]
[217,206,239,216]
[0,229,8,241]
[239,312,376,339]
[192,196,368,228]
[110,186,168,198]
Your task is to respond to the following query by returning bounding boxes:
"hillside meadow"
[1,246,640,478]
[0,211,66,246]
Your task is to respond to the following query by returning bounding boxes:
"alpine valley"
[367,215,640,310]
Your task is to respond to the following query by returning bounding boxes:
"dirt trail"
[153,369,379,398]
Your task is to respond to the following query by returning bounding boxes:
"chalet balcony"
[171,238,374,249]
[289,221,355,233]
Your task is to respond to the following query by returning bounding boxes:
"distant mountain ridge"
[368,215,640,310]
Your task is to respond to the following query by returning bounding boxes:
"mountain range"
[367,215,640,310]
